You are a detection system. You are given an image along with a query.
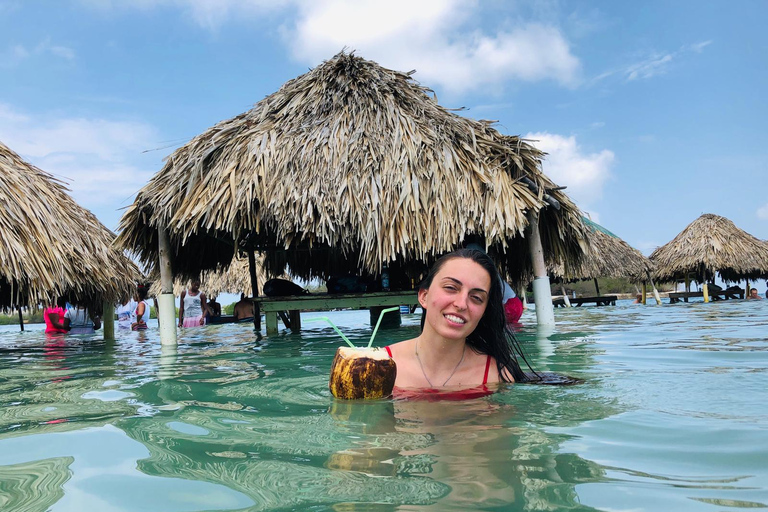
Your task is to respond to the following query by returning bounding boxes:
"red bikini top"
[384,346,494,401]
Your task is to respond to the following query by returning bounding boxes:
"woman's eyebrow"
[441,276,488,295]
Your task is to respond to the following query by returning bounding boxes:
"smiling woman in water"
[384,248,576,399]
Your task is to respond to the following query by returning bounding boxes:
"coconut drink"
[310,306,399,400]
[329,346,396,400]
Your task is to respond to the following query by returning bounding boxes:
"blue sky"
[2,0,766,259]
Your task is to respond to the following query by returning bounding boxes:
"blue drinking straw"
[307,306,401,349]
[305,316,355,348]
[368,307,400,348]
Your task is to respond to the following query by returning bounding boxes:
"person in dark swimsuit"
[384,248,541,399]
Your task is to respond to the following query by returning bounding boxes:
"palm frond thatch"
[650,213,768,282]
[0,140,141,309]
[551,217,653,282]
[117,52,587,286]
[148,257,273,297]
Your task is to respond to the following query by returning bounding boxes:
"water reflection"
[0,302,766,511]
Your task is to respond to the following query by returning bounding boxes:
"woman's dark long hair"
[419,248,539,383]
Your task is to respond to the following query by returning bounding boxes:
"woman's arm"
[178,291,186,327]
[199,293,209,325]
[46,310,67,330]
[90,311,102,330]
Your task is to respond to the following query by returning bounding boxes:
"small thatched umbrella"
[118,52,586,290]
[550,218,659,304]
[0,141,140,321]
[650,214,768,290]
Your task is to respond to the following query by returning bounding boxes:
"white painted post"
[159,345,177,381]
[158,227,177,345]
[646,271,662,305]
[528,210,555,326]
[560,285,571,307]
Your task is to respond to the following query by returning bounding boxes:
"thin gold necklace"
[415,342,465,387]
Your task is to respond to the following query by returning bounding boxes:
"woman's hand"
[198,317,205,326]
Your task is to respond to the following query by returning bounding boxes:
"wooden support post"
[158,227,177,346]
[702,282,710,303]
[18,306,24,332]
[746,280,750,297]
[248,248,261,332]
[266,311,278,334]
[277,311,291,328]
[685,274,691,293]
[289,310,301,331]
[593,278,601,296]
[527,210,555,326]
[642,282,647,304]
[103,301,115,340]
[560,285,571,307]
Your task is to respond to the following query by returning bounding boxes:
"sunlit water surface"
[1,300,767,511]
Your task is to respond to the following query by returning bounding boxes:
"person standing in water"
[132,285,152,330]
[384,248,548,399]
[232,293,255,322]
[63,300,101,334]
[44,297,69,334]
[502,280,524,323]
[116,295,137,330]
[178,279,211,328]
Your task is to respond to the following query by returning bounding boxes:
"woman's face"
[419,257,491,341]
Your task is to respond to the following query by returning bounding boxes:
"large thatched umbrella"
[559,218,652,282]
[650,213,768,284]
[0,141,140,314]
[550,217,658,303]
[118,52,586,292]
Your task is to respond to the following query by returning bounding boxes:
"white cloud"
[757,203,768,220]
[91,0,581,94]
[81,0,281,31]
[285,0,580,94]
[689,40,713,53]
[0,104,160,229]
[525,132,614,212]
[635,241,661,257]
[591,40,713,85]
[1,38,75,66]
[626,53,673,81]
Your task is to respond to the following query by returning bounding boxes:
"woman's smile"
[420,258,490,340]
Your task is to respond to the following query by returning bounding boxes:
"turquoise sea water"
[0,300,767,511]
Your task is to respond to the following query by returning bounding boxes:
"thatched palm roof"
[0,141,140,309]
[118,52,586,286]
[650,213,768,282]
[148,257,272,297]
[552,218,653,282]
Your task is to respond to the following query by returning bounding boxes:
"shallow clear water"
[1,300,767,511]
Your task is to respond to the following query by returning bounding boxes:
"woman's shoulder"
[384,339,415,358]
